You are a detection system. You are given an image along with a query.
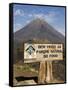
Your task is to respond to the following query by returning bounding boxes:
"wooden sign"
[24,43,63,63]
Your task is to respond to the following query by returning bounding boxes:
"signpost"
[24,43,63,62]
[24,43,63,83]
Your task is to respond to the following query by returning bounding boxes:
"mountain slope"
[14,18,65,43]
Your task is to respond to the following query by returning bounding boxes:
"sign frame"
[24,43,64,63]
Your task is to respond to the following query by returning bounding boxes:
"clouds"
[14,19,32,32]
[13,6,65,36]
[14,23,22,32]
[26,20,31,24]
[14,9,25,16]
[54,25,65,36]
[27,11,59,25]
[31,13,45,19]
[27,12,57,19]
[14,9,62,32]
[14,9,57,19]
[14,8,59,25]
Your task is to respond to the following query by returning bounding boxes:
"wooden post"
[38,61,47,84]
[46,61,53,83]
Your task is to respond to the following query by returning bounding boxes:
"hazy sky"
[13,4,65,36]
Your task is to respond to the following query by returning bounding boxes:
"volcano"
[14,18,65,44]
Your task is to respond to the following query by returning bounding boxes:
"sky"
[13,4,66,36]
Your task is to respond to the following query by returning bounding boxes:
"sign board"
[24,43,63,63]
